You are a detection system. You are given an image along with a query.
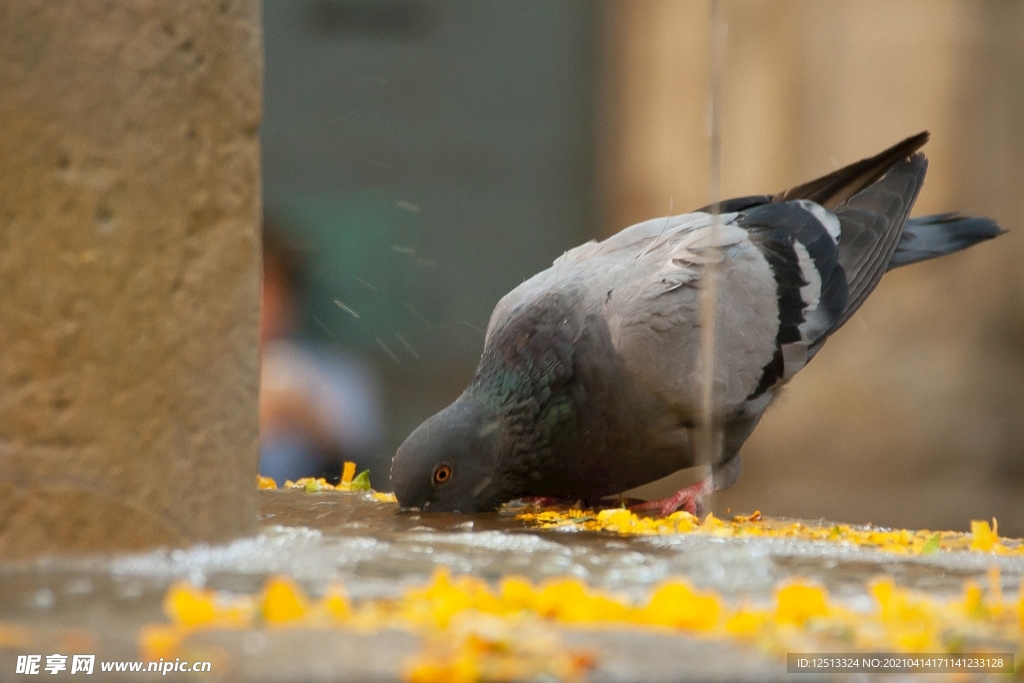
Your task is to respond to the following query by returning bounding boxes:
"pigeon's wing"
[780,132,929,209]
[584,201,849,490]
[827,153,927,329]
[693,133,929,215]
[553,212,733,265]
[603,197,857,418]
[735,201,848,396]
[719,152,928,395]
[490,134,930,417]
[600,214,779,415]
[696,133,930,333]
[483,212,736,346]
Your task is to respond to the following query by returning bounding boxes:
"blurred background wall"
[261,0,1024,533]
[261,0,601,483]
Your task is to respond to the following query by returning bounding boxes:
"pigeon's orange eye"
[432,463,453,486]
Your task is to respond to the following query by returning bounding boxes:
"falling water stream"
[697,0,727,497]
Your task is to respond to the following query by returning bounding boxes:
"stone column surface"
[0,0,262,557]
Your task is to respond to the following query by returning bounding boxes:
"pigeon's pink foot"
[630,479,711,517]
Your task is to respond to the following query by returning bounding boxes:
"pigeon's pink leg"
[630,478,713,517]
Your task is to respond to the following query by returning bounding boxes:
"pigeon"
[391,132,1003,514]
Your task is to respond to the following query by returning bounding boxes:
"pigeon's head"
[391,395,505,513]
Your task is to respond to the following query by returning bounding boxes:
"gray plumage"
[391,132,1003,513]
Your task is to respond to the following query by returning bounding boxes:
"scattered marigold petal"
[404,656,478,683]
[163,582,217,627]
[724,607,767,637]
[535,578,589,619]
[342,461,357,485]
[970,519,998,552]
[516,508,1024,557]
[893,624,938,652]
[642,580,721,631]
[962,580,987,619]
[595,508,635,533]
[871,578,896,621]
[701,513,726,531]
[262,576,308,623]
[305,477,332,492]
[667,510,698,531]
[257,475,278,490]
[775,582,829,627]
[140,554,1023,679]
[322,585,351,621]
[499,576,538,612]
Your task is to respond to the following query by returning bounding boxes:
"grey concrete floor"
[0,490,1021,682]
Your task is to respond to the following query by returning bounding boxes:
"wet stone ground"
[1,491,1022,682]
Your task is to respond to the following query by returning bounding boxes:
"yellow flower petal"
[262,576,308,623]
[775,581,829,627]
[342,461,357,485]
[970,519,998,552]
[642,580,721,631]
[499,576,537,612]
[724,607,767,637]
[322,585,351,622]
[163,582,217,627]
[404,656,479,683]
[961,580,987,619]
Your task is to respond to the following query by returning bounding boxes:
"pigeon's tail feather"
[888,213,1005,270]
[827,153,928,332]
[780,131,930,210]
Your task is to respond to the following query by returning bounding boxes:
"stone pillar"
[0,0,262,557]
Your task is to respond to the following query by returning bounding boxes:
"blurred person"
[259,222,384,483]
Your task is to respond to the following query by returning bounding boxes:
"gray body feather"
[391,133,1003,513]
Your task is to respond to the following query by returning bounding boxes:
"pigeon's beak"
[391,445,430,512]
